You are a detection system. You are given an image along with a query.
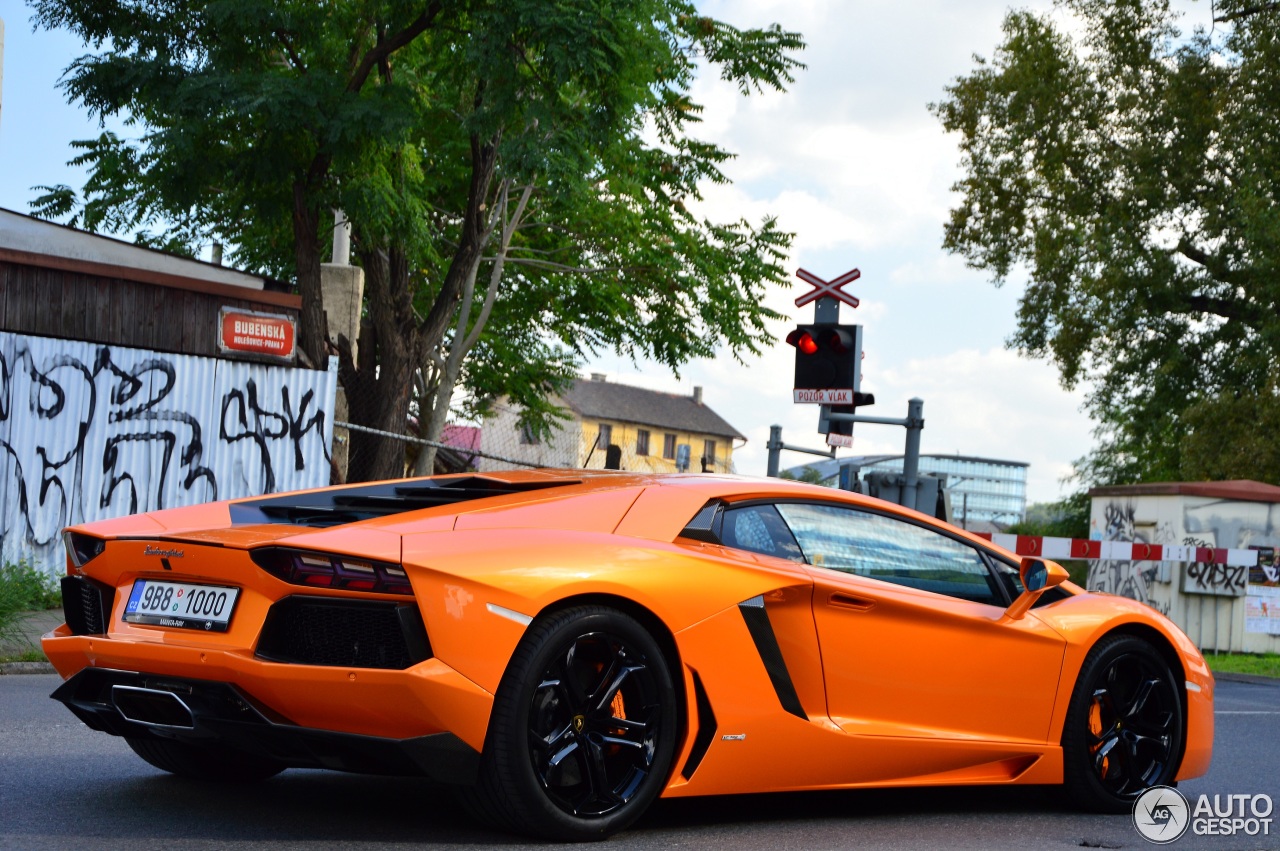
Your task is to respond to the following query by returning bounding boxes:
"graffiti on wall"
[1183,501,1280,555]
[0,332,336,574]
[1183,562,1249,596]
[1091,497,1280,616]
[1088,502,1171,615]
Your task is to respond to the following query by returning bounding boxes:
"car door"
[769,501,1067,745]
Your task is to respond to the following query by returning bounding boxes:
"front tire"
[1062,635,1184,812]
[126,736,285,782]
[466,605,678,841]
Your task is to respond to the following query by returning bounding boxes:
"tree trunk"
[343,247,419,482]
[411,181,529,476]
[342,133,500,482]
[291,182,329,369]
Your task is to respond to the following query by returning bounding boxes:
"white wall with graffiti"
[1090,491,1280,654]
[0,330,336,576]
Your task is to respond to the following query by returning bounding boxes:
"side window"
[775,503,1002,606]
[720,505,805,563]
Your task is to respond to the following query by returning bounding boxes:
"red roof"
[441,424,481,452]
[1089,480,1280,503]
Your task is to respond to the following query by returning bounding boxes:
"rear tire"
[126,736,285,782]
[464,605,678,841]
[1062,635,1183,813]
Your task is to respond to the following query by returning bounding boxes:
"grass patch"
[0,563,61,649]
[1206,652,1280,679]
[0,647,49,664]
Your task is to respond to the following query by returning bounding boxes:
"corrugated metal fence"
[0,330,336,575]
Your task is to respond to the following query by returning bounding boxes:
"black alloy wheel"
[465,605,678,841]
[1062,635,1184,812]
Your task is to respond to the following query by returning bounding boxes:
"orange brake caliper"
[1088,699,1109,777]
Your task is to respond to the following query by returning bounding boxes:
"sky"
[0,0,1215,506]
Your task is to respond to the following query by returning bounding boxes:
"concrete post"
[766,425,782,477]
[332,209,351,265]
[321,217,362,484]
[320,264,364,359]
[902,397,924,511]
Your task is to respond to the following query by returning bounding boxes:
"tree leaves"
[32,0,805,479]
[934,0,1280,484]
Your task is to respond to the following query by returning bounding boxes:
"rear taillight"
[250,548,413,595]
[63,531,106,571]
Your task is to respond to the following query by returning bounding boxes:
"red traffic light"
[788,323,863,397]
[786,328,819,355]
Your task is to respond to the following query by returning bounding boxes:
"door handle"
[828,592,875,611]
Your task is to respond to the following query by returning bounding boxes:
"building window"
[597,424,613,448]
[519,423,540,445]
[703,439,717,466]
[663,433,676,459]
[636,429,650,456]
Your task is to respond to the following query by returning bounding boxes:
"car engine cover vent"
[255,596,431,670]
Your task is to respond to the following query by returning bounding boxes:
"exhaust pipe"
[111,685,195,729]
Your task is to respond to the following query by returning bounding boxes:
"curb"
[0,661,55,675]
[1212,671,1279,686]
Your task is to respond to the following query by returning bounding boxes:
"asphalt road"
[2,673,1278,851]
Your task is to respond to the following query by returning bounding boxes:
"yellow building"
[478,374,745,474]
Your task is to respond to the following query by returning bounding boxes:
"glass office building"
[787,454,1029,528]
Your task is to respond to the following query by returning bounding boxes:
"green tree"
[30,0,803,480]
[778,465,831,485]
[1005,492,1090,539]
[1180,384,1280,483]
[932,0,1280,485]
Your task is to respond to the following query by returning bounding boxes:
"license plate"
[124,580,240,632]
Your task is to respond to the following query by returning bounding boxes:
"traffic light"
[786,323,859,395]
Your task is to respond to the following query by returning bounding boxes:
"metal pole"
[902,397,924,511]
[766,425,782,478]
[1228,592,1235,652]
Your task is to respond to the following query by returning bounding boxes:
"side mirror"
[1003,557,1069,621]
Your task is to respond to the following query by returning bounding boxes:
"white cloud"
[870,348,1093,503]
[596,342,1091,507]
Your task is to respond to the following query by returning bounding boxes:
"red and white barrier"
[971,533,1257,567]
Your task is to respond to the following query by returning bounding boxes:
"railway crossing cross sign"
[794,267,861,309]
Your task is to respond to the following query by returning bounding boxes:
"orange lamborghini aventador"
[43,470,1213,840]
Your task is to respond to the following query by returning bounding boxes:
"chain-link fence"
[332,391,542,484]
[332,384,738,484]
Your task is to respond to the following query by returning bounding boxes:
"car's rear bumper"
[42,627,495,754]
[52,667,480,783]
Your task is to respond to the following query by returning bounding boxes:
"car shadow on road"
[12,747,1091,848]
[10,752,527,847]
[641,784,1072,831]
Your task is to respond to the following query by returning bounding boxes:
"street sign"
[219,307,296,361]
[795,267,861,309]
[794,388,853,404]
